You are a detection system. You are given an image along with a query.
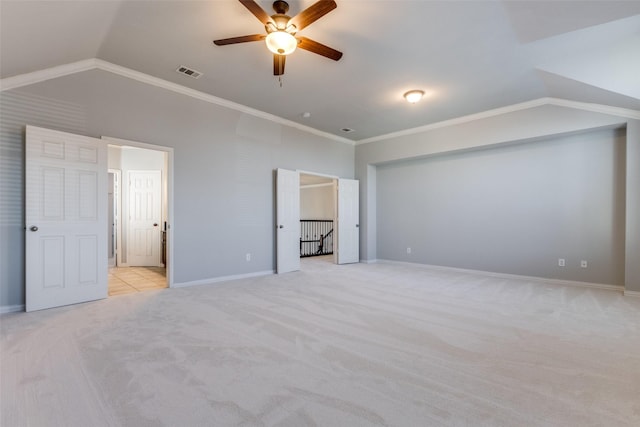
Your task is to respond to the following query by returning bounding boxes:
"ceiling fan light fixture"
[404,90,425,104]
[213,0,342,76]
[266,31,297,55]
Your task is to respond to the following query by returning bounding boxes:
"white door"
[128,170,162,266]
[338,178,360,264]
[276,168,300,273]
[25,126,108,312]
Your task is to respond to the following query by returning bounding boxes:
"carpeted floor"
[2,258,639,426]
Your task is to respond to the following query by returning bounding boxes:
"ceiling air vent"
[176,65,203,79]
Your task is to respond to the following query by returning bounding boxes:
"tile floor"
[108,266,167,296]
[108,257,332,297]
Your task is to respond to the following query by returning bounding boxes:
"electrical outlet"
[581,260,587,268]
[246,253,251,262]
[558,258,565,267]
[406,247,412,254]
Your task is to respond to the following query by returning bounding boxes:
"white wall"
[300,185,334,220]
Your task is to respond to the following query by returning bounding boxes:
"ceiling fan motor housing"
[268,14,292,32]
[269,1,293,32]
[273,1,289,14]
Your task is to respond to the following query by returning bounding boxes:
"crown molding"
[355,98,549,145]
[3,60,638,147]
[0,59,99,92]
[94,60,355,145]
[0,58,355,146]
[356,97,640,145]
[546,98,640,121]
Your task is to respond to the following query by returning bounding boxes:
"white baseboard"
[377,259,623,292]
[624,290,640,297]
[360,259,378,264]
[172,270,275,288]
[0,304,25,314]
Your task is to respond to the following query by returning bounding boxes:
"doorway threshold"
[108,267,167,296]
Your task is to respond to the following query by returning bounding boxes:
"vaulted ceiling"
[1,0,639,141]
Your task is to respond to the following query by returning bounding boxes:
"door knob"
[30,226,38,232]
[153,223,158,227]
[279,225,284,229]
[356,224,359,228]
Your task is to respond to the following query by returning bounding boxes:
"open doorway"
[299,172,337,269]
[105,140,172,296]
[276,168,359,273]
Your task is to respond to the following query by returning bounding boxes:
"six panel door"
[25,126,108,311]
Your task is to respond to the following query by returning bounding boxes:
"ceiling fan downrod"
[272,0,289,15]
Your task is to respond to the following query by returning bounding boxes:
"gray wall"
[2,68,638,308]
[1,90,89,309]
[356,104,640,291]
[376,129,626,285]
[0,69,354,308]
[626,120,640,293]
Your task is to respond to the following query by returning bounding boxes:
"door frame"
[297,169,339,264]
[102,136,174,288]
[108,168,122,268]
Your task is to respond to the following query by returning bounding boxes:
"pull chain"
[279,76,283,88]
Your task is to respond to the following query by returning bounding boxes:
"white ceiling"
[1,0,639,142]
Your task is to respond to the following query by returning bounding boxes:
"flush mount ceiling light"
[404,90,425,104]
[265,30,298,55]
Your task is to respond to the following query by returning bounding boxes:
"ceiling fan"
[213,0,343,76]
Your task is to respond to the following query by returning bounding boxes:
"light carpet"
[2,259,640,426]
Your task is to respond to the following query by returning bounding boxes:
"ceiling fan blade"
[274,54,286,76]
[297,36,342,61]
[289,1,337,32]
[213,34,266,46]
[239,0,272,24]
